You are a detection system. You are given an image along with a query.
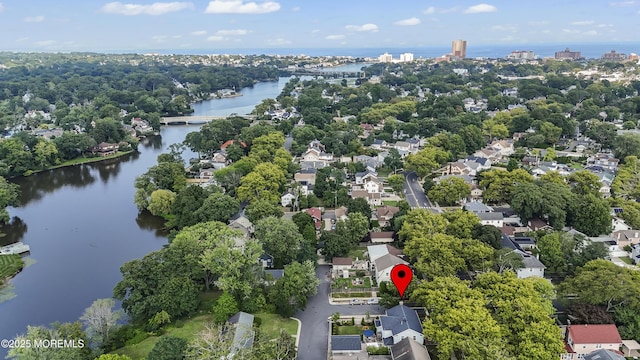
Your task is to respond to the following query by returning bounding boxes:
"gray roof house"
[501,235,546,279]
[376,304,424,346]
[391,337,431,360]
[464,202,493,213]
[331,335,362,354]
[226,312,255,358]
[584,349,625,360]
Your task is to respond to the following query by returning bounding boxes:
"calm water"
[0,72,300,353]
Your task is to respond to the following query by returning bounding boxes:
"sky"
[0,0,639,52]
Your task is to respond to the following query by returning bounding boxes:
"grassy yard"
[44,151,135,171]
[0,254,23,284]
[618,257,634,265]
[382,200,399,206]
[333,277,372,289]
[332,292,372,298]
[254,313,298,340]
[335,325,362,335]
[113,314,213,360]
[347,247,367,260]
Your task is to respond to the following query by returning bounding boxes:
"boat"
[0,242,31,255]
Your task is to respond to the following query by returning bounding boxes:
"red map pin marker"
[390,264,413,298]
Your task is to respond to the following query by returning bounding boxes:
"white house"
[355,170,378,185]
[281,192,296,207]
[477,212,504,227]
[363,178,383,194]
[376,305,424,346]
[373,254,408,284]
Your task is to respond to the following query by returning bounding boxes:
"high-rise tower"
[452,40,467,59]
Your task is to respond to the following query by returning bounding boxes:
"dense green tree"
[479,168,533,204]
[404,147,450,178]
[245,199,284,223]
[471,224,503,249]
[255,216,303,267]
[237,163,286,204]
[269,261,319,317]
[387,174,405,195]
[168,185,211,229]
[346,197,371,219]
[0,176,20,224]
[612,156,640,200]
[428,177,471,206]
[148,189,177,217]
[572,194,611,236]
[320,231,351,260]
[212,292,239,325]
[383,148,403,172]
[147,336,188,360]
[613,133,640,160]
[335,212,370,245]
[7,322,92,360]
[567,170,602,197]
[193,192,239,224]
[80,298,123,347]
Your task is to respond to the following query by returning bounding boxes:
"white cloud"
[610,1,636,6]
[570,20,594,26]
[325,34,345,40]
[291,6,300,12]
[207,35,226,41]
[204,0,280,14]
[311,29,320,33]
[24,15,45,22]
[100,2,194,15]
[191,30,207,36]
[394,17,421,26]
[215,29,250,35]
[583,30,598,35]
[423,6,435,14]
[464,3,497,14]
[266,37,291,45]
[562,29,580,34]
[345,23,378,32]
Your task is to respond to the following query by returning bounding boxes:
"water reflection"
[10,165,97,206]
[140,135,163,150]
[136,210,170,238]
[0,217,27,246]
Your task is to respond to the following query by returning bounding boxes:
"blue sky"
[0,0,639,52]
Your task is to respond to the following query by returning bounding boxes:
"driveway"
[402,171,431,208]
[295,265,386,360]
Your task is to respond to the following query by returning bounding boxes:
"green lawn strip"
[336,325,362,335]
[347,247,366,260]
[382,200,399,206]
[333,277,372,289]
[618,257,634,265]
[112,314,213,360]
[50,151,135,169]
[254,313,298,340]
[0,254,24,283]
[332,292,372,298]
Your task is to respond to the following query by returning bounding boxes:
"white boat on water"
[0,242,30,255]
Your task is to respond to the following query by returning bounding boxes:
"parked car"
[349,299,362,305]
[367,298,379,305]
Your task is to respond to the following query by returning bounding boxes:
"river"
[0,62,368,353]
[0,73,309,354]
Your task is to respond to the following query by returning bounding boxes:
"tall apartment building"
[399,53,414,62]
[452,40,467,59]
[378,52,393,63]
[506,50,536,60]
[555,48,582,60]
[602,50,627,61]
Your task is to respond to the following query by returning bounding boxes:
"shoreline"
[9,150,137,179]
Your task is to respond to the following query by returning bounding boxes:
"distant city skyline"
[0,1,640,52]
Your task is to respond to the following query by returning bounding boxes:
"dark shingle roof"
[331,335,361,351]
[584,349,625,360]
[380,305,423,336]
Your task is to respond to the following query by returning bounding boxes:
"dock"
[0,242,31,255]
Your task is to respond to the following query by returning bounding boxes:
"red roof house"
[563,324,623,360]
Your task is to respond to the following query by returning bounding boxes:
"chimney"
[565,320,571,343]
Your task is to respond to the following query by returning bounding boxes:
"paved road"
[402,171,431,208]
[295,265,385,360]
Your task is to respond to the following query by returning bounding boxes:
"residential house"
[353,155,384,169]
[226,312,255,358]
[630,243,640,265]
[473,148,501,160]
[464,202,493,213]
[32,128,63,140]
[229,215,254,246]
[587,153,620,172]
[198,168,215,180]
[335,206,348,221]
[330,335,362,356]
[528,218,553,231]
[390,337,432,360]
[376,205,400,227]
[294,169,317,194]
[92,142,118,156]
[355,170,378,185]
[220,139,247,150]
[367,244,404,263]
[441,161,471,176]
[501,235,546,278]
[375,304,424,346]
[339,155,352,163]
[373,253,409,284]
[469,184,483,199]
[478,212,504,227]
[488,139,515,157]
[307,139,326,152]
[464,156,492,171]
[562,324,623,360]
[614,230,640,247]
[299,161,328,170]
[370,231,395,244]
[301,148,333,163]
[281,192,296,207]
[621,340,640,358]
[332,257,353,277]
[371,139,388,150]
[211,151,228,169]
[393,141,411,153]
[513,237,537,250]
[258,254,274,268]
[306,207,323,231]
[351,190,382,206]
[363,177,384,194]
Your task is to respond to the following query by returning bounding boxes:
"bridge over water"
[160,114,256,125]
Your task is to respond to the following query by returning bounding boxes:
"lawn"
[336,325,362,335]
[254,313,298,340]
[332,292,372,298]
[113,314,213,360]
[0,254,23,283]
[333,277,372,289]
[347,247,367,260]
[382,200,399,206]
[618,257,634,265]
